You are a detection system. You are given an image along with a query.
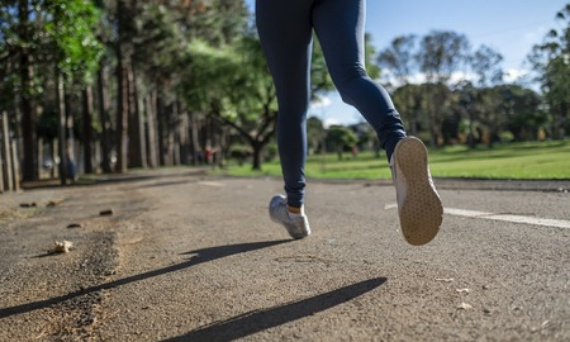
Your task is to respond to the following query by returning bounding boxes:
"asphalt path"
[1,170,569,341]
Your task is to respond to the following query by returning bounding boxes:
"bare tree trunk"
[179,110,190,165]
[11,141,20,191]
[116,64,129,173]
[1,111,13,191]
[56,71,68,185]
[64,87,77,181]
[37,137,43,179]
[127,61,145,168]
[156,89,166,166]
[97,61,112,173]
[145,92,158,168]
[172,101,181,166]
[115,0,129,174]
[116,60,128,173]
[50,138,57,179]
[0,150,3,193]
[251,141,264,171]
[189,112,201,165]
[19,0,37,182]
[82,86,94,174]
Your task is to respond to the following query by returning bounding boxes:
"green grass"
[216,140,570,180]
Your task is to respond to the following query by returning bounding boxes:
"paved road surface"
[1,170,569,341]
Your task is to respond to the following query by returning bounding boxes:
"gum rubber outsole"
[394,137,443,246]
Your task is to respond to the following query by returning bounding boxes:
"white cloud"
[310,96,332,109]
[381,71,476,87]
[323,118,340,128]
[504,68,529,83]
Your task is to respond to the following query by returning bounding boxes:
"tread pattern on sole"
[394,137,443,246]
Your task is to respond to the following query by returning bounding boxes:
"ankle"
[288,205,304,216]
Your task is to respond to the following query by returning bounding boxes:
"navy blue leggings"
[256,0,406,208]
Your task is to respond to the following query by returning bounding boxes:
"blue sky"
[246,0,568,126]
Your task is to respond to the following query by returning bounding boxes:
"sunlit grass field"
[217,140,570,180]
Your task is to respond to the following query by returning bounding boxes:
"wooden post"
[1,111,13,191]
[0,113,4,193]
[0,147,4,193]
[11,140,20,191]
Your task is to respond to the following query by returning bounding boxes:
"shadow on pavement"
[162,277,387,342]
[21,169,207,190]
[0,240,290,319]
[137,179,197,189]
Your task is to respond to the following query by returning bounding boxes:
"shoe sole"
[394,137,443,246]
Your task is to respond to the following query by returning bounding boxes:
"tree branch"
[211,111,254,145]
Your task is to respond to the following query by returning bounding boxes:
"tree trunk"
[0,149,3,193]
[145,91,158,168]
[189,112,201,165]
[64,87,77,181]
[97,60,113,173]
[167,102,177,166]
[178,101,190,165]
[172,101,181,166]
[1,111,13,191]
[37,137,43,179]
[558,103,568,140]
[127,61,146,168]
[50,138,57,179]
[82,86,94,174]
[156,90,166,166]
[251,141,264,170]
[19,0,36,182]
[468,111,476,149]
[115,0,129,174]
[116,64,129,173]
[55,71,68,185]
[11,141,20,191]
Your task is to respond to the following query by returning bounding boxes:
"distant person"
[257,0,444,245]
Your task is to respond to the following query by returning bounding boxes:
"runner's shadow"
[0,240,290,319]
[162,277,387,342]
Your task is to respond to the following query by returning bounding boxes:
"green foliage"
[44,0,104,85]
[220,140,570,180]
[326,125,358,159]
[310,37,334,97]
[528,4,570,139]
[378,34,417,84]
[307,116,325,154]
[417,30,470,83]
[471,45,504,87]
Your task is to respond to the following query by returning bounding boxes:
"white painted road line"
[444,208,570,229]
[385,203,570,229]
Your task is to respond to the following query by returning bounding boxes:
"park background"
[1,0,569,191]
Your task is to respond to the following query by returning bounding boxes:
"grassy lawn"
[216,140,570,180]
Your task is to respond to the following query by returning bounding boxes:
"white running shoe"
[269,195,311,239]
[390,137,443,246]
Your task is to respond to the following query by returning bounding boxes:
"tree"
[416,30,471,147]
[528,4,570,139]
[182,28,338,170]
[325,125,358,160]
[496,84,544,141]
[307,116,324,155]
[391,83,425,136]
[378,34,418,85]
[6,0,41,182]
[471,45,504,87]
[0,0,103,183]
